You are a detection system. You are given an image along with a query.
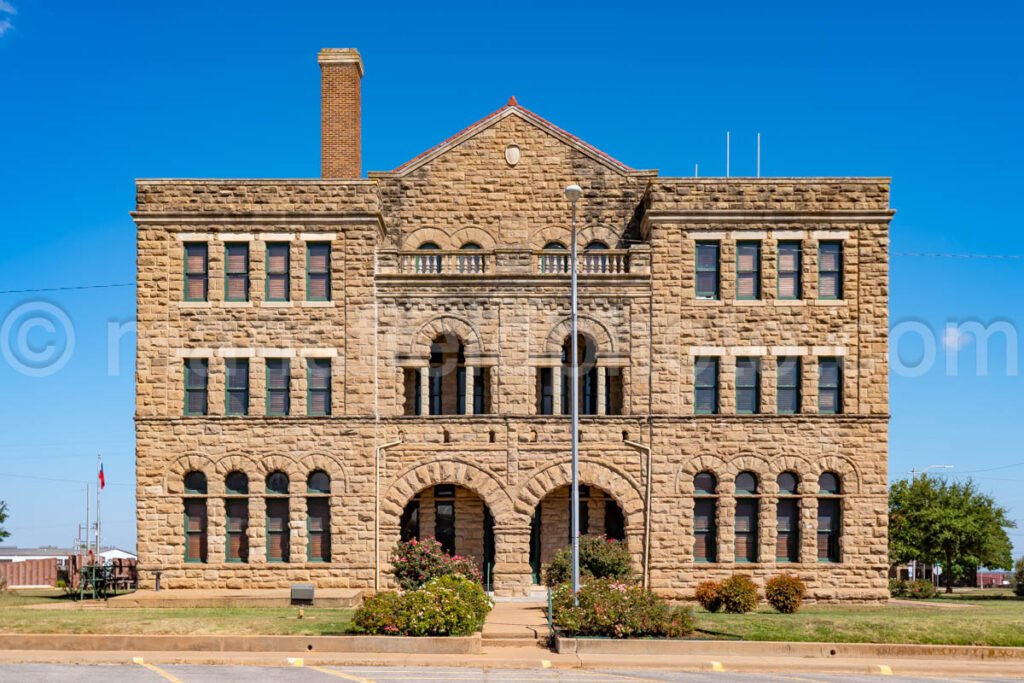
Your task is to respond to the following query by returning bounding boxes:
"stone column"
[491,523,533,597]
[419,366,430,415]
[596,366,607,416]
[464,365,475,415]
[551,366,562,415]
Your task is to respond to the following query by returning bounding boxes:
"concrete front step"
[482,637,551,649]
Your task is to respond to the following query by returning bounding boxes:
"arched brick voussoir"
[381,458,518,525]
[815,455,863,495]
[531,224,571,249]
[577,223,623,248]
[675,454,729,496]
[403,227,452,250]
[410,315,485,358]
[726,453,773,479]
[254,455,302,493]
[544,316,617,355]
[450,226,497,250]
[296,453,350,495]
[515,459,646,530]
[164,453,216,494]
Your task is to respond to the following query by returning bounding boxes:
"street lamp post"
[565,183,583,604]
[908,464,953,581]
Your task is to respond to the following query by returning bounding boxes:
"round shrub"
[421,575,492,634]
[888,578,908,598]
[764,574,806,614]
[719,574,759,614]
[694,580,723,613]
[905,579,938,599]
[353,591,405,635]
[550,578,695,638]
[391,537,482,591]
[353,575,492,637]
[544,535,634,587]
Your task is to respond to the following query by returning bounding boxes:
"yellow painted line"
[309,666,378,683]
[133,658,185,683]
[541,659,551,668]
[710,661,725,672]
[877,664,894,676]
[288,657,305,667]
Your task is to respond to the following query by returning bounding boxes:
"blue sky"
[0,0,1021,558]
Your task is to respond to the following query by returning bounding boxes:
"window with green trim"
[735,357,760,414]
[225,359,249,416]
[265,471,290,563]
[734,471,760,563]
[266,358,290,416]
[736,241,761,300]
[818,357,842,414]
[266,243,290,302]
[776,471,800,562]
[818,241,843,299]
[184,358,208,416]
[307,359,331,416]
[693,472,717,563]
[695,241,720,299]
[224,243,249,301]
[183,472,208,563]
[817,472,842,563]
[777,241,802,299]
[777,357,801,414]
[307,470,331,562]
[694,357,719,414]
[183,243,208,301]
[225,469,249,564]
[306,242,331,301]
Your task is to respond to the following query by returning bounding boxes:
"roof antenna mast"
[757,133,761,178]
[726,131,730,178]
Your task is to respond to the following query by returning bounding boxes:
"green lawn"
[0,590,355,636]
[694,594,1024,647]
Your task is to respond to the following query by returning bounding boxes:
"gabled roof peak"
[507,96,518,106]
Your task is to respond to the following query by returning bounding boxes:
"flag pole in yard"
[95,453,103,559]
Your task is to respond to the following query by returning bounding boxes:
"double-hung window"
[818,357,842,414]
[306,242,331,301]
[266,243,290,302]
[184,359,208,416]
[224,243,249,301]
[777,357,801,414]
[818,241,843,299]
[694,357,719,414]
[777,241,802,299]
[266,358,291,416]
[695,242,720,299]
[735,357,760,414]
[736,241,761,300]
[183,243,208,302]
[307,359,332,416]
[225,359,249,416]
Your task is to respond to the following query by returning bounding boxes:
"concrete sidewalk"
[482,601,548,647]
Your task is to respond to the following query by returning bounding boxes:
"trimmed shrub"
[694,580,723,613]
[888,578,908,598]
[764,574,806,614]
[1014,557,1024,598]
[551,578,696,638]
[353,575,492,637]
[544,535,634,587]
[905,579,938,599]
[719,574,759,614]
[391,537,482,591]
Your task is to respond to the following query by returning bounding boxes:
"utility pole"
[565,183,582,605]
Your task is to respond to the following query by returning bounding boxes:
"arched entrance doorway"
[527,484,626,583]
[398,484,497,590]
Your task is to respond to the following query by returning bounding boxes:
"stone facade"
[134,49,891,600]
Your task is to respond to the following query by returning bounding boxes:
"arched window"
[183,472,207,563]
[456,242,485,274]
[693,472,718,563]
[817,472,842,563]
[225,472,249,563]
[265,471,290,562]
[583,240,609,273]
[428,333,480,416]
[415,241,442,274]
[776,472,800,563]
[307,470,331,562]
[735,472,759,563]
[560,334,600,415]
[539,241,569,274]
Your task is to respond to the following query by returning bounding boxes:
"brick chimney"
[319,48,363,178]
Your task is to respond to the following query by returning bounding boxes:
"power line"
[0,282,134,295]
[0,472,132,488]
[893,252,1024,260]
[952,461,1024,476]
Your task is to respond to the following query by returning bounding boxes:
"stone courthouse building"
[134,49,892,599]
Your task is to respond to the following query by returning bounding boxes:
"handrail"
[398,250,489,275]
[534,249,630,275]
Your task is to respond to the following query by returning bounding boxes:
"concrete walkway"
[482,600,549,647]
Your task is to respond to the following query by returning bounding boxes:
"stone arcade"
[134,48,891,600]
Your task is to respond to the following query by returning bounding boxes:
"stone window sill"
[301,301,335,308]
[222,301,253,308]
[262,301,294,308]
[179,301,212,309]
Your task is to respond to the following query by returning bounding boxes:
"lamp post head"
[564,184,582,203]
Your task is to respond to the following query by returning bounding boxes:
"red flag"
[98,462,105,490]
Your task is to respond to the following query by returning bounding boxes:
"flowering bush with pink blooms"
[353,575,492,636]
[551,578,696,638]
[391,537,483,591]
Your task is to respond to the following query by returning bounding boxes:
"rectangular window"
[266,358,291,416]
[736,241,761,300]
[777,357,801,414]
[818,241,843,299]
[400,500,420,542]
[694,357,719,415]
[735,357,761,414]
[307,498,331,562]
[404,368,421,416]
[817,498,841,562]
[306,242,331,302]
[537,368,554,415]
[695,241,720,299]
[693,498,717,562]
[184,358,208,416]
[265,498,289,562]
[184,499,207,563]
[777,241,802,299]
[225,359,249,416]
[266,243,290,302]
[818,357,842,414]
[776,498,800,562]
[473,367,487,415]
[226,499,249,563]
[307,359,331,416]
[224,243,249,301]
[183,243,208,302]
[435,500,456,556]
[735,498,759,563]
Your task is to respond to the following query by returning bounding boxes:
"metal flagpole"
[565,184,582,605]
[84,485,90,556]
[95,454,101,558]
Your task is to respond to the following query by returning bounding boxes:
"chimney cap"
[318,48,363,77]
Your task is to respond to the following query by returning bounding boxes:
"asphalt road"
[0,665,1019,683]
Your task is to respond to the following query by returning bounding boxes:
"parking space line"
[131,657,185,683]
[308,666,377,683]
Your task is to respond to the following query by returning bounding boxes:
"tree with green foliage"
[1013,557,1024,598]
[889,476,1014,593]
[0,501,9,542]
